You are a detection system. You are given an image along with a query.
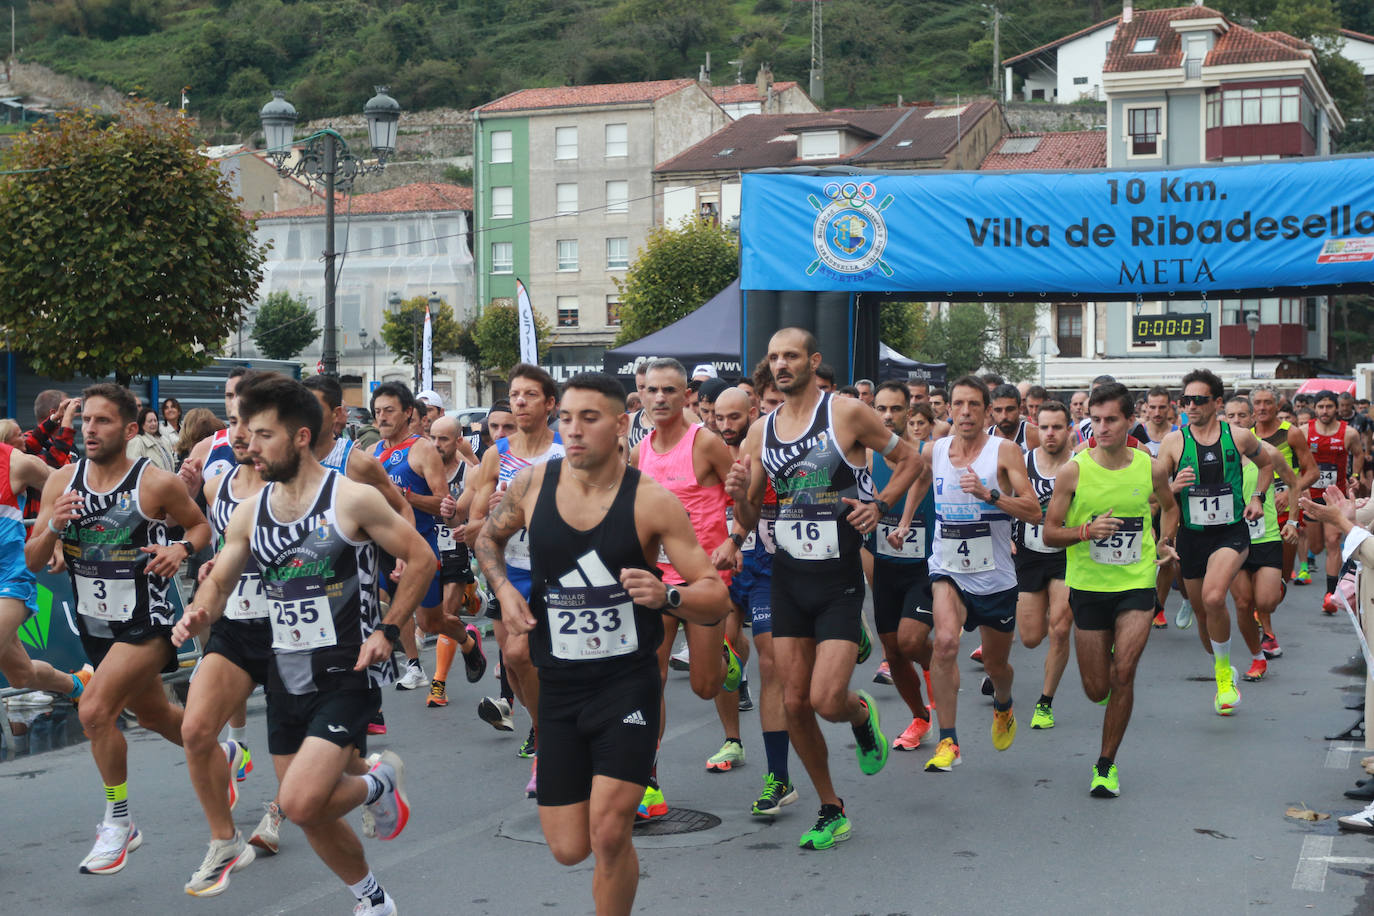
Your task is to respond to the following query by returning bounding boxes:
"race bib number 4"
[1188,484,1235,526]
[75,575,137,622]
[226,572,270,621]
[546,585,638,661]
[939,522,993,573]
[775,516,839,561]
[269,597,337,651]
[1089,517,1144,566]
[876,519,926,559]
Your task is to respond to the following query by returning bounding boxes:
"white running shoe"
[249,801,283,855]
[184,832,255,897]
[79,822,142,875]
[1338,801,1374,833]
[396,663,427,691]
[669,643,691,671]
[478,696,515,731]
[363,751,410,841]
[1175,599,1194,629]
[353,892,398,916]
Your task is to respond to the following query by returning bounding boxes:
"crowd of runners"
[0,328,1371,915]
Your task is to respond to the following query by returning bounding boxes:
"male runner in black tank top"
[475,372,728,916]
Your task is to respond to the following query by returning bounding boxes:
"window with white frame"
[555,126,578,160]
[492,186,513,219]
[606,180,629,214]
[798,130,840,160]
[491,130,513,163]
[491,241,513,274]
[605,123,628,157]
[556,182,578,215]
[556,239,578,271]
[606,237,628,270]
[557,296,579,327]
[1127,106,1162,157]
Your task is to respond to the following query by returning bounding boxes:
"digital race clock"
[1131,313,1212,344]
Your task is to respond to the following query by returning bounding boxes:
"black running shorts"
[1068,587,1155,631]
[872,559,932,634]
[1177,521,1250,580]
[929,575,1017,633]
[1242,541,1283,573]
[536,660,661,807]
[77,620,178,674]
[770,556,865,643]
[204,619,273,688]
[265,687,381,757]
[440,542,475,585]
[1014,549,1066,594]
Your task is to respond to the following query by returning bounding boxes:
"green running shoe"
[751,773,799,817]
[857,620,873,665]
[798,803,850,850]
[1030,702,1055,729]
[721,637,743,692]
[853,690,888,775]
[636,782,667,821]
[706,738,745,772]
[1090,763,1120,798]
[517,727,537,758]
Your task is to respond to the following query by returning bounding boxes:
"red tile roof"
[1341,27,1374,45]
[980,131,1106,171]
[710,81,800,104]
[1259,31,1311,52]
[1104,6,1307,73]
[258,182,473,220]
[476,79,699,113]
[1003,17,1119,66]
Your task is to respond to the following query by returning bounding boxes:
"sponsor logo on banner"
[1317,237,1374,264]
[807,182,893,279]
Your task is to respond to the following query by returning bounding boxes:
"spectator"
[836,385,860,399]
[815,364,836,392]
[127,406,174,472]
[854,378,875,405]
[23,389,78,469]
[0,419,21,450]
[177,408,224,466]
[160,397,183,437]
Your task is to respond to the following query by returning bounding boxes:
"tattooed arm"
[474,464,540,634]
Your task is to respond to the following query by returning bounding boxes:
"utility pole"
[992,5,1001,100]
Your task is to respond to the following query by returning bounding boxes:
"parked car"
[453,407,488,434]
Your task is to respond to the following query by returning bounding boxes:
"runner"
[867,382,935,751]
[1043,382,1180,797]
[1303,390,1366,612]
[1134,387,1181,627]
[919,375,1043,774]
[1249,385,1318,636]
[727,328,920,850]
[26,383,212,875]
[988,384,1039,452]
[429,414,486,708]
[178,368,247,494]
[626,360,655,449]
[174,374,432,916]
[1013,400,1074,731]
[1156,370,1271,716]
[630,357,738,820]
[475,371,727,915]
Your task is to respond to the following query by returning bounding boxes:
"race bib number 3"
[1089,517,1145,566]
[775,516,839,561]
[269,597,337,650]
[75,575,137,622]
[1188,484,1235,526]
[547,585,639,661]
[227,572,270,621]
[876,519,926,559]
[940,522,994,572]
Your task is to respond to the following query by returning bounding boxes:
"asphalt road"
[4,586,1374,916]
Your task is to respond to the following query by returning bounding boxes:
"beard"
[88,436,129,465]
[259,448,302,483]
[720,427,746,446]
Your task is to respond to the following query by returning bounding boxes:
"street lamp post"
[260,87,401,377]
[359,328,382,385]
[1245,311,1261,380]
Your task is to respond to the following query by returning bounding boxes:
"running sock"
[1038,694,1054,707]
[362,771,390,806]
[762,730,789,784]
[104,783,129,826]
[939,727,958,746]
[68,673,85,699]
[434,635,457,683]
[1095,756,1113,776]
[1253,652,1264,662]
[992,696,1013,712]
[406,657,421,671]
[497,651,514,703]
[348,872,383,905]
[1328,574,1339,593]
[1210,639,1231,667]
[227,725,248,745]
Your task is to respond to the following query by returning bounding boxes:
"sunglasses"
[1179,395,1214,407]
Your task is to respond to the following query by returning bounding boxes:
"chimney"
[1123,0,1132,23]
[756,64,773,97]
[699,52,711,87]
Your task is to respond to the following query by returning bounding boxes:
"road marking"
[1324,742,1366,769]
[1292,834,1374,891]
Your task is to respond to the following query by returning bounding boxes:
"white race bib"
[226,572,270,621]
[1089,517,1144,565]
[547,586,639,661]
[724,507,756,551]
[1317,463,1339,489]
[436,524,457,554]
[940,522,994,572]
[1021,521,1060,554]
[269,597,337,651]
[1188,484,1235,526]
[876,519,926,559]
[75,575,137,622]
[775,517,840,561]
[507,527,531,567]
[1247,515,1266,540]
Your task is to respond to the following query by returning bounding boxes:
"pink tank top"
[638,424,730,586]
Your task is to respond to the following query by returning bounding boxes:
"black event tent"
[603,279,745,380]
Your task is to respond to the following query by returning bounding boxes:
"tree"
[879,300,932,358]
[472,302,553,375]
[250,291,320,360]
[0,101,266,383]
[912,303,1036,381]
[612,218,738,347]
[379,295,466,368]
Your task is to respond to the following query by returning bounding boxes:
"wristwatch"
[381,623,401,642]
[874,498,891,515]
[987,488,1001,505]
[173,539,193,555]
[729,532,745,548]
[662,584,682,610]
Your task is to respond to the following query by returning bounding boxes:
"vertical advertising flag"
[422,302,434,393]
[516,278,538,365]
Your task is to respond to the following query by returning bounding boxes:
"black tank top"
[210,466,271,632]
[249,471,393,694]
[528,459,663,684]
[1014,449,1061,553]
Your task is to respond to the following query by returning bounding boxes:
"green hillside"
[10,0,1373,137]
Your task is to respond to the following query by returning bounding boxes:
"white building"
[1003,18,1119,103]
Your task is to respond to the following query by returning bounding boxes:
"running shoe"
[70,668,92,702]
[1243,658,1267,682]
[872,660,894,686]
[1030,702,1055,730]
[924,737,961,772]
[980,675,994,696]
[184,831,255,897]
[737,678,754,712]
[462,624,488,683]
[235,743,253,782]
[969,644,983,663]
[1338,801,1374,833]
[478,696,515,732]
[669,644,691,671]
[891,716,931,751]
[751,773,799,816]
[1152,610,1168,629]
[721,637,743,692]
[1261,633,1283,659]
[396,662,427,691]
[1322,592,1339,615]
[857,621,873,664]
[249,802,282,855]
[363,751,410,841]
[526,759,537,799]
[1175,599,1194,629]
[706,738,746,772]
[518,726,537,759]
[637,782,667,821]
[367,711,387,735]
[1293,563,1311,585]
[798,804,850,850]
[1090,763,1120,799]
[222,741,244,811]
[1214,664,1241,716]
[79,821,142,875]
[853,690,888,775]
[354,893,399,916]
[427,679,448,708]
[991,707,1017,751]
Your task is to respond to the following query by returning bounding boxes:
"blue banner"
[739,158,1374,297]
